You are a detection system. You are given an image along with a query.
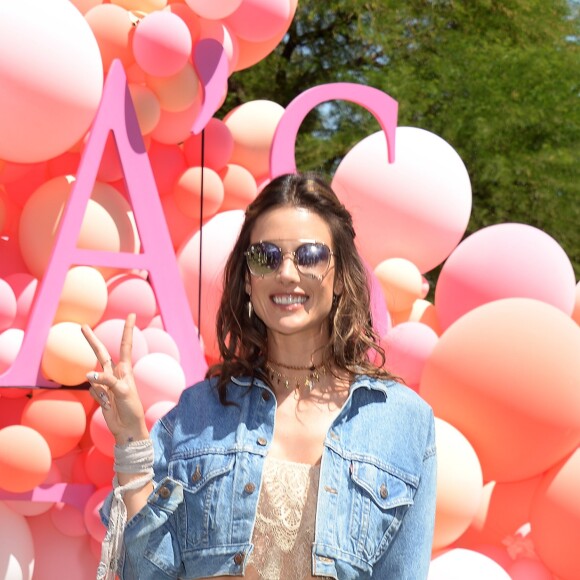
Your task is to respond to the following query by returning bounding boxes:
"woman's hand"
[82,313,149,445]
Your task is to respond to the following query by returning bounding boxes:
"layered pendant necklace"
[265,358,326,392]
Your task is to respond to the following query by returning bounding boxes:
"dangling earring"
[247,299,253,318]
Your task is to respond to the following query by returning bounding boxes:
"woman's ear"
[245,273,252,296]
[334,277,344,297]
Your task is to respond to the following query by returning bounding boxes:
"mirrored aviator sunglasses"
[245,241,333,279]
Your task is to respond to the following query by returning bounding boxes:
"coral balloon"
[128,84,161,136]
[162,194,199,250]
[89,407,116,458]
[408,299,441,335]
[85,4,135,71]
[225,0,292,43]
[332,127,472,272]
[0,277,16,331]
[150,98,200,145]
[507,558,555,580]
[374,258,423,315]
[0,425,51,493]
[145,400,176,431]
[53,266,108,327]
[183,118,234,170]
[223,100,285,180]
[84,487,110,543]
[435,224,576,331]
[133,10,192,77]
[432,418,483,551]
[4,273,38,330]
[0,0,103,162]
[219,164,258,211]
[21,391,87,458]
[93,318,149,366]
[177,210,244,360]
[530,448,580,580]
[382,322,438,389]
[101,273,157,328]
[19,177,139,279]
[0,235,27,279]
[41,322,98,386]
[148,140,187,196]
[84,446,114,488]
[146,62,200,112]
[186,0,242,20]
[428,549,511,580]
[420,298,580,482]
[133,352,186,410]
[141,327,180,361]
[50,503,87,538]
[0,501,35,579]
[173,166,224,219]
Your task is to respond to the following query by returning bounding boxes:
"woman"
[83,172,437,580]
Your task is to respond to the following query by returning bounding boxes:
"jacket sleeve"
[99,407,186,580]
[372,411,437,579]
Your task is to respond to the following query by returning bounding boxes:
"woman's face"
[245,205,341,345]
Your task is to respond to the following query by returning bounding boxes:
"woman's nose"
[277,253,301,280]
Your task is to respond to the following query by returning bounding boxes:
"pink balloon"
[50,502,87,538]
[150,98,201,145]
[5,273,38,330]
[93,318,149,366]
[0,279,16,332]
[0,235,28,279]
[133,11,192,77]
[177,210,245,360]
[507,558,555,580]
[382,322,438,389]
[161,194,200,251]
[145,400,176,431]
[219,163,258,211]
[197,19,239,73]
[148,140,188,197]
[183,118,234,170]
[225,0,292,43]
[141,327,180,361]
[185,0,242,20]
[89,407,116,459]
[332,127,472,272]
[0,0,103,162]
[84,486,110,543]
[133,352,187,410]
[101,273,157,329]
[0,501,35,579]
[572,281,580,326]
[84,446,114,488]
[435,224,576,331]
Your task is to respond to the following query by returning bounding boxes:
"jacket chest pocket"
[169,452,235,549]
[348,460,417,563]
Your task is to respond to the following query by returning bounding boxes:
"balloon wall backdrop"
[0,1,578,578]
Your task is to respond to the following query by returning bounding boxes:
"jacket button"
[191,465,202,482]
[159,486,171,499]
[244,482,256,494]
[380,483,388,499]
[261,391,271,401]
[257,437,267,446]
[233,552,245,565]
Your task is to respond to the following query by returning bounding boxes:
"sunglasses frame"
[245,239,334,280]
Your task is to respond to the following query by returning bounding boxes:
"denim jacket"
[101,374,437,579]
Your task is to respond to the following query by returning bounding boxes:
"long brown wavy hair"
[207,172,392,403]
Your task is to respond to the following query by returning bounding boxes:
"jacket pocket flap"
[169,452,235,493]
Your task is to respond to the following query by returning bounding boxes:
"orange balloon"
[420,298,580,482]
[173,166,224,219]
[0,425,52,492]
[530,448,580,580]
[433,418,483,551]
[41,321,98,386]
[21,390,87,458]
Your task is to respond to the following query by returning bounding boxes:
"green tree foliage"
[221,0,580,278]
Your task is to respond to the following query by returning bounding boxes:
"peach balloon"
[219,163,258,211]
[432,418,483,551]
[507,558,555,580]
[146,62,200,112]
[177,210,244,360]
[456,475,542,549]
[0,501,35,579]
[572,281,580,326]
[5,273,38,330]
[0,425,51,493]
[50,503,87,538]
[150,98,201,145]
[374,258,423,315]
[133,352,187,409]
[162,194,200,250]
[41,321,98,386]
[84,445,114,488]
[0,277,16,331]
[69,0,103,15]
[89,407,116,458]
[530,448,580,580]
[408,299,442,335]
[84,486,110,543]
[173,166,224,219]
[186,0,242,20]
[166,3,202,45]
[435,224,576,331]
[382,322,438,389]
[128,83,161,136]
[145,400,176,431]
[148,140,187,196]
[53,266,108,327]
[332,127,472,272]
[420,298,580,482]
[85,4,135,71]
[133,10,192,77]
[93,318,149,366]
[19,177,139,279]
[111,0,168,12]
[21,391,87,458]
[225,0,292,43]
[0,0,103,162]
[183,118,234,170]
[223,100,285,180]
[428,549,511,580]
[101,273,157,328]
[141,327,180,361]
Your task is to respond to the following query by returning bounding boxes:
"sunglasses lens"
[246,242,281,275]
[295,243,331,276]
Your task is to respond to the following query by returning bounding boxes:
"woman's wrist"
[114,425,150,446]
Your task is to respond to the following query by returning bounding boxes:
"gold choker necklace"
[265,359,326,392]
